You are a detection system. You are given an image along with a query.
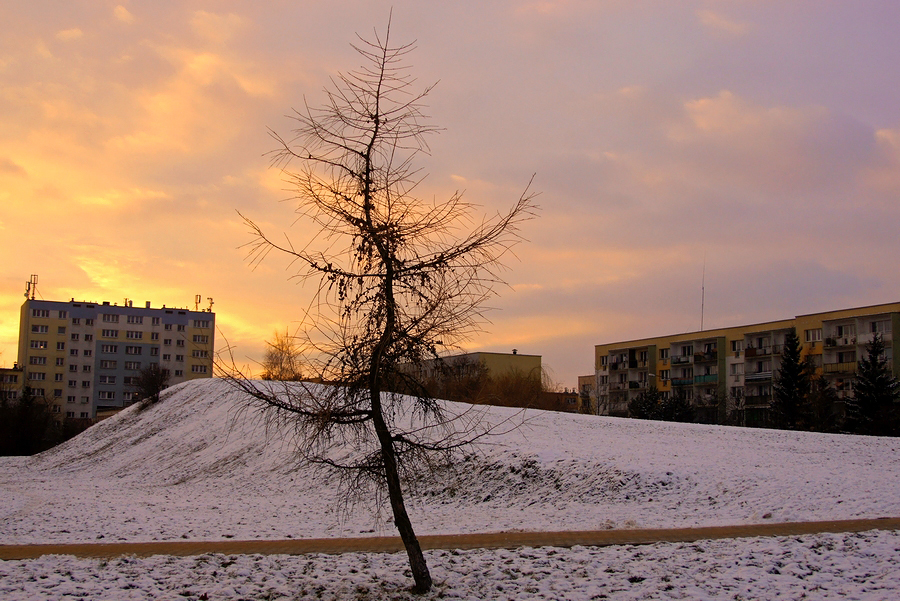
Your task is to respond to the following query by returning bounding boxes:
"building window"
[84,334,93,342]
[32,388,46,397]
[152,317,161,326]
[81,381,91,388]
[57,342,66,351]
[659,369,670,380]
[191,350,209,358]
[101,329,118,338]
[127,315,143,324]
[101,344,118,353]
[100,360,117,369]
[192,335,209,344]
[164,339,172,346]
[102,314,119,323]
[54,373,63,381]
[58,310,67,319]
[80,412,89,419]
[71,333,80,341]
[659,348,669,360]
[126,331,143,339]
[82,365,91,373]
[81,396,89,404]
[191,365,208,374]
[124,361,141,370]
[162,354,171,361]
[29,356,47,365]
[165,324,172,331]
[67,395,76,403]
[193,320,211,328]
[175,355,184,362]
[177,325,185,332]
[870,320,892,334]
[66,410,75,418]
[83,349,92,358]
[69,365,78,373]
[85,319,94,326]
[53,389,62,397]
[150,347,159,356]
[174,370,183,377]
[30,340,48,349]
[99,375,116,384]
[28,372,46,380]
[151,332,159,340]
[123,376,135,385]
[55,358,64,366]
[68,380,77,387]
[125,346,142,355]
[72,318,80,325]
[98,391,115,400]
[176,339,185,347]
[32,309,50,318]
[731,340,743,352]
[57,326,66,335]
[32,325,49,334]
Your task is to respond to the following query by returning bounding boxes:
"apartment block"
[593,302,900,426]
[17,298,215,418]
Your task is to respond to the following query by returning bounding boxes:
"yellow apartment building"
[593,302,900,425]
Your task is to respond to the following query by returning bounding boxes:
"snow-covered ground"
[1,378,899,599]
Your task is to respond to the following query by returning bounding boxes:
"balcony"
[744,394,771,407]
[825,337,856,348]
[694,351,718,362]
[671,355,693,365]
[672,377,694,387]
[693,374,718,385]
[609,363,620,371]
[628,381,642,389]
[744,347,771,358]
[744,371,772,382]
[609,382,627,391]
[824,361,857,374]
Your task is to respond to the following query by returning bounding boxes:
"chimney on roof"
[145,301,151,308]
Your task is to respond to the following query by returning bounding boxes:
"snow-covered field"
[1,378,899,599]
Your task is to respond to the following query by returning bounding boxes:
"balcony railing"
[744,347,771,358]
[744,394,771,406]
[694,374,718,385]
[671,355,693,365]
[672,377,694,387]
[824,361,857,374]
[694,351,718,362]
[825,337,856,348]
[628,381,642,389]
[744,371,773,382]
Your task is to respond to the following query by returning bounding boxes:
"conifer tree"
[846,332,900,436]
[771,327,811,430]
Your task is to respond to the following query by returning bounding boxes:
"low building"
[592,302,900,425]
[0,364,25,402]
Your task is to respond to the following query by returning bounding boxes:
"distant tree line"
[0,388,92,455]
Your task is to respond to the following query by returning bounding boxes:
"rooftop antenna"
[195,294,201,311]
[206,297,214,313]
[700,254,706,331]
[24,274,38,300]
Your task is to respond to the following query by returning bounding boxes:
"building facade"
[593,302,900,425]
[17,298,215,418]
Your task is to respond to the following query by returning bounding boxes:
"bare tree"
[134,363,170,406]
[227,20,536,593]
[261,329,304,381]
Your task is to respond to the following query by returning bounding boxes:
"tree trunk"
[370,385,433,592]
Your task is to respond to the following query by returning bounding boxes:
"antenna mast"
[700,256,706,331]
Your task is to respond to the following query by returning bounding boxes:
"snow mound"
[1,377,899,544]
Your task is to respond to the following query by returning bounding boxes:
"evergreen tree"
[846,332,900,436]
[628,385,661,419]
[770,327,811,430]
[658,386,695,423]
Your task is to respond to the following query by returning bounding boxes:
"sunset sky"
[3,1,900,386]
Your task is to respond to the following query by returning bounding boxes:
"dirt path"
[1,517,898,561]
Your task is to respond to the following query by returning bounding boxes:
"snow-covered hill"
[2,378,898,546]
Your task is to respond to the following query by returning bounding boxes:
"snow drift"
[1,378,899,544]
